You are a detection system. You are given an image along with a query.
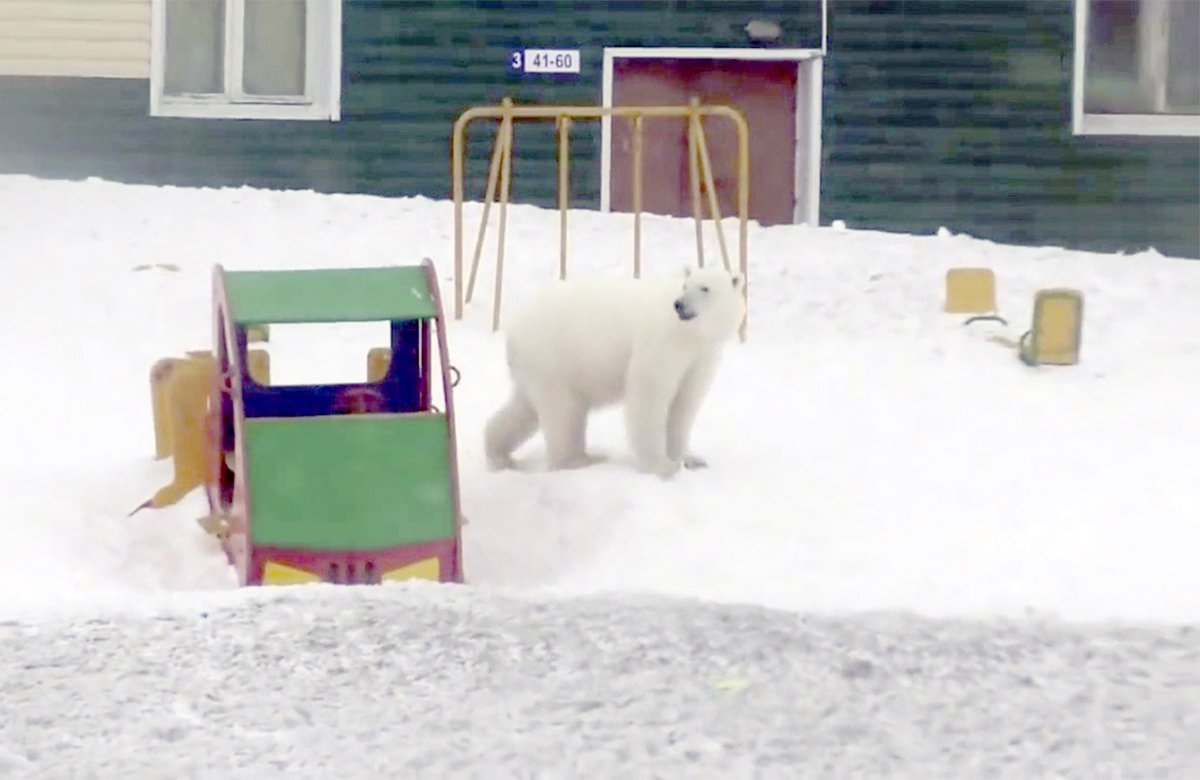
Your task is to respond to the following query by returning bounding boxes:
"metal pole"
[693,117,732,273]
[688,97,706,269]
[492,99,514,332]
[465,122,507,304]
[631,113,643,279]
[558,116,571,280]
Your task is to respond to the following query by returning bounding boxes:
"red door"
[609,58,798,226]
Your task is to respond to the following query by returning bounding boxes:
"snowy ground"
[2,585,1196,778]
[0,174,1197,775]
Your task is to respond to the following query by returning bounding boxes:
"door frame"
[600,47,826,226]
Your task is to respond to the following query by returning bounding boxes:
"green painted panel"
[224,266,437,324]
[244,413,456,550]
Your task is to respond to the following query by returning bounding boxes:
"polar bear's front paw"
[486,453,516,471]
[548,452,606,471]
[682,454,708,470]
[639,457,682,479]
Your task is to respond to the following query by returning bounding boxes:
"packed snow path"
[1,586,1195,778]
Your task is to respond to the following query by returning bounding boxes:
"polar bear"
[484,265,745,477]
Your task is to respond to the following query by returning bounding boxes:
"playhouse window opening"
[251,321,393,387]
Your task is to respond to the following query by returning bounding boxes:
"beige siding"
[0,1,150,78]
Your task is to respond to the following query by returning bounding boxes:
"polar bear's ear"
[731,273,743,289]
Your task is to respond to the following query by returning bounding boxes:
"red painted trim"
[422,258,466,584]
[210,264,255,586]
[248,539,458,585]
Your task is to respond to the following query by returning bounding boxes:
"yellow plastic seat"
[1020,288,1083,366]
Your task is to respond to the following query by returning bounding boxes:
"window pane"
[1167,0,1199,113]
[1085,0,1148,113]
[244,0,306,96]
[164,0,224,95]
[1085,0,1199,115]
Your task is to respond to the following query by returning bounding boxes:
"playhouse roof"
[221,266,438,325]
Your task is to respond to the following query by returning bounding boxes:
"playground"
[1,164,1197,776]
[0,169,1196,625]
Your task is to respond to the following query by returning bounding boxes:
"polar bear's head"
[671,266,746,340]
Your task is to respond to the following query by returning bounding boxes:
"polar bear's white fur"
[484,266,745,477]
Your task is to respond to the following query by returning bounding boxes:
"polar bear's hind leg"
[484,390,538,470]
[530,387,598,470]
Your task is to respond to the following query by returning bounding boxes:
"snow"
[2,586,1196,777]
[0,173,1196,625]
[0,173,1197,774]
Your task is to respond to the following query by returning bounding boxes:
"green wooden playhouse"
[206,260,464,587]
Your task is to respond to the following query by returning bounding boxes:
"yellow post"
[558,115,571,281]
[734,104,749,342]
[465,121,508,305]
[688,98,706,269]
[452,111,465,320]
[631,112,643,279]
[692,116,732,274]
[492,98,514,332]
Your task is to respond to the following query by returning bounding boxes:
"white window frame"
[1072,0,1199,137]
[150,0,341,121]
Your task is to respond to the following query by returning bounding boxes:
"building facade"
[0,0,1196,257]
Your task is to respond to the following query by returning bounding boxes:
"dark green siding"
[343,0,820,202]
[0,1,819,204]
[822,0,1200,257]
[0,0,1195,257]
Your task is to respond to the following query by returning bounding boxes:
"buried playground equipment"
[140,261,465,587]
[944,267,1084,366]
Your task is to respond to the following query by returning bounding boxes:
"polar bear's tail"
[484,390,538,470]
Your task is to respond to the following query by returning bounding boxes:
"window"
[150,0,341,120]
[1073,0,1200,136]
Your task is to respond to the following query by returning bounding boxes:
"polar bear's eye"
[700,285,710,293]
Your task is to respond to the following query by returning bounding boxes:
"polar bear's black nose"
[674,299,686,314]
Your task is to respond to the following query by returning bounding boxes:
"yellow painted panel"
[1029,289,1083,365]
[145,353,215,508]
[149,357,177,460]
[262,561,321,586]
[1019,288,1083,366]
[382,557,441,583]
[944,268,997,314]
